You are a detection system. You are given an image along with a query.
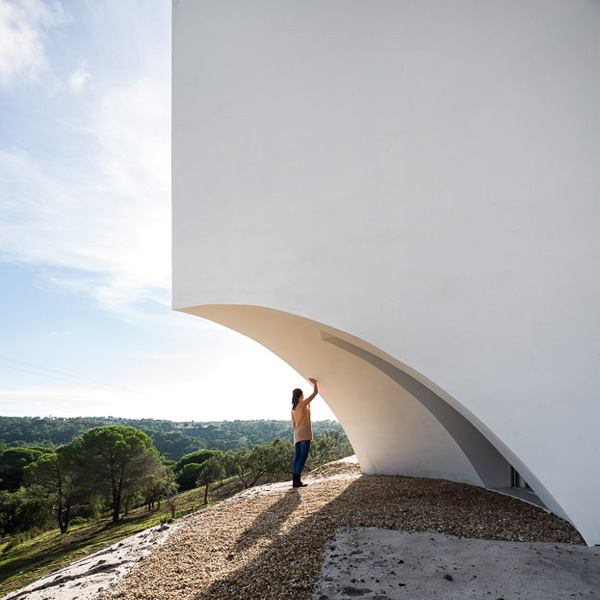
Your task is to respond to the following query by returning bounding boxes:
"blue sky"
[0,0,335,422]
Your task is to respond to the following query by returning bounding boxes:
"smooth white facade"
[172,1,600,545]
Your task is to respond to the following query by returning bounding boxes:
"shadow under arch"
[178,303,570,524]
[321,333,508,488]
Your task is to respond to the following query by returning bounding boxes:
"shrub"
[177,463,205,491]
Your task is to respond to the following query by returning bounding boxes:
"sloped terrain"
[104,467,582,600]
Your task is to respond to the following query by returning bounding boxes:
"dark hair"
[292,388,303,410]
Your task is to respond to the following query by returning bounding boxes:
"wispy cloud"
[0,1,307,423]
[0,72,172,324]
[0,0,65,87]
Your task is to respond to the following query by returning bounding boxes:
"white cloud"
[68,60,91,92]
[0,0,64,87]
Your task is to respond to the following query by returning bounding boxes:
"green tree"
[228,447,252,488]
[220,450,242,479]
[0,447,53,491]
[0,488,50,536]
[24,445,85,534]
[71,426,163,522]
[0,489,21,535]
[196,455,225,505]
[230,438,294,488]
[308,430,353,469]
[266,438,295,477]
[177,462,204,491]
[175,450,217,473]
[145,466,178,510]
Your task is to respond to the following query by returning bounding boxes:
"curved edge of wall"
[174,303,589,541]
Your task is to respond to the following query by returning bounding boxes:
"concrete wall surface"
[172,0,600,545]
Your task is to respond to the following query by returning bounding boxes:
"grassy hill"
[0,474,252,595]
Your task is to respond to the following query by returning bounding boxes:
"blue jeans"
[293,440,311,476]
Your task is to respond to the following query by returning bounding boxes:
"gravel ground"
[103,467,582,600]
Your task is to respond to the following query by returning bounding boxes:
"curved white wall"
[172,0,600,545]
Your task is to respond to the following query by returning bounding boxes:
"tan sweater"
[292,399,313,444]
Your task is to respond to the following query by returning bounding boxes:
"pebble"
[105,466,582,600]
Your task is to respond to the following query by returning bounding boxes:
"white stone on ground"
[1,521,179,600]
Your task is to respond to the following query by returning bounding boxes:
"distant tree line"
[0,417,345,460]
[0,424,353,542]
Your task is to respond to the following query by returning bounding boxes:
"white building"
[172,0,600,545]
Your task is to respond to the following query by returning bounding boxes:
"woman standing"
[291,378,318,488]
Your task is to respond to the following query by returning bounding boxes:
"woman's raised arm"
[305,378,319,403]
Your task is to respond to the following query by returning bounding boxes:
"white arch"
[172,0,600,544]
[179,305,568,517]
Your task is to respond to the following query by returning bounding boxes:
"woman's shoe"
[292,474,306,488]
[293,474,307,487]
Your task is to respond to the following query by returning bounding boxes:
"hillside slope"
[104,464,581,600]
[3,460,586,600]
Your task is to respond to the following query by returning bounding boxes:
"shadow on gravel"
[195,475,583,600]
[234,489,301,552]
